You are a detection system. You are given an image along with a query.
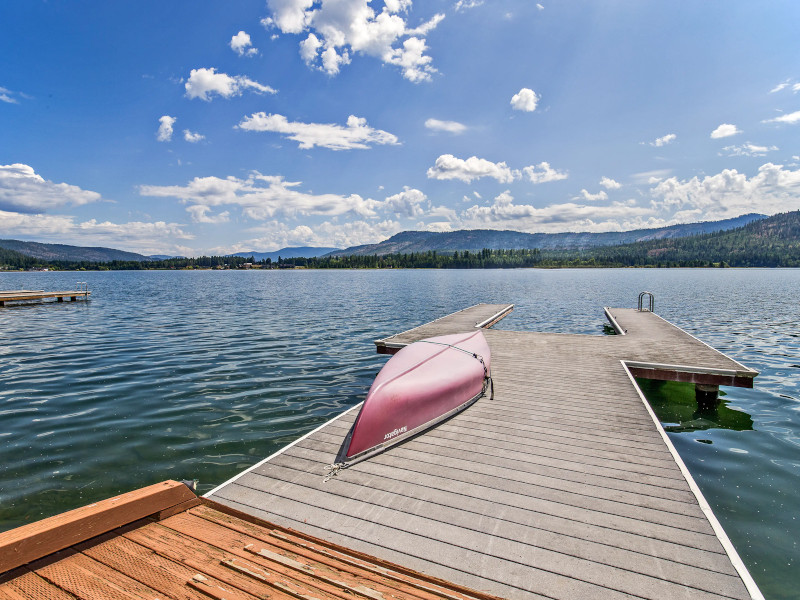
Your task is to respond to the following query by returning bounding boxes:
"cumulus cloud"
[263,0,444,82]
[183,130,205,143]
[230,31,258,56]
[600,176,621,189]
[510,88,540,112]
[185,67,276,100]
[139,171,380,221]
[424,118,467,134]
[650,133,676,147]
[0,210,192,254]
[458,190,651,232]
[237,113,398,150]
[722,142,778,157]
[763,110,800,125]
[522,162,568,184]
[157,116,176,142]
[427,154,519,184]
[710,123,741,139]
[217,218,402,253]
[0,164,102,212]
[383,186,427,217]
[649,163,800,220]
[577,189,609,202]
[186,205,230,223]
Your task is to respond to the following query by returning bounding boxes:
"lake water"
[1,268,797,598]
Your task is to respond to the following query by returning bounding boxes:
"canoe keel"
[327,331,492,478]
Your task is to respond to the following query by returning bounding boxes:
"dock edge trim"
[621,360,765,600]
[204,402,364,498]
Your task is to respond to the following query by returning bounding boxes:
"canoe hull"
[338,330,491,464]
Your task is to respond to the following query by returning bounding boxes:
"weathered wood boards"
[0,485,498,600]
[210,304,762,599]
[0,480,198,573]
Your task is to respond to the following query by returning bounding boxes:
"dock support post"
[57,296,63,302]
[695,384,719,408]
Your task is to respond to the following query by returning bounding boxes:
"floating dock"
[208,302,762,599]
[0,285,90,307]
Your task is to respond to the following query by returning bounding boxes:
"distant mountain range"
[329,213,767,256]
[0,213,769,264]
[0,239,153,262]
[229,246,340,261]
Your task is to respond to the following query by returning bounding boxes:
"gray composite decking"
[207,304,762,600]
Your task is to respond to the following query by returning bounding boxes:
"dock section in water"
[208,302,762,599]
[0,285,90,307]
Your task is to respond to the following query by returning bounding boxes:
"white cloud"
[0,164,102,212]
[770,82,789,93]
[454,0,483,10]
[522,162,568,184]
[183,130,205,143]
[0,210,192,254]
[600,176,621,189]
[264,0,444,82]
[650,133,676,147]
[237,113,398,150]
[577,189,609,202]
[763,110,800,125]
[184,67,276,101]
[230,31,258,56]
[424,118,467,134]
[383,186,427,217]
[157,115,176,142]
[631,169,672,184]
[458,190,652,232]
[510,88,540,112]
[710,123,741,139]
[139,171,380,220]
[186,205,230,223]
[649,162,800,220]
[536,3,544,9]
[219,218,402,253]
[722,142,778,157]
[0,86,20,104]
[427,154,519,184]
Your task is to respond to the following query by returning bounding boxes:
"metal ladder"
[637,291,654,312]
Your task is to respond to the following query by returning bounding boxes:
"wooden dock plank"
[208,304,761,600]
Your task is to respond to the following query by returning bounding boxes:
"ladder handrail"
[637,291,654,312]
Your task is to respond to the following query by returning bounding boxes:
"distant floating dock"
[208,300,763,599]
[0,283,90,307]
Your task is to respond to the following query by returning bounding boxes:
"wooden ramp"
[0,481,497,600]
[208,304,762,600]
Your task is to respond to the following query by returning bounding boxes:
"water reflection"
[636,378,754,435]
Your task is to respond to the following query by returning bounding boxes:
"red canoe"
[335,330,492,465]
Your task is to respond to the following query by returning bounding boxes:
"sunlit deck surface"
[209,303,762,599]
[0,481,497,600]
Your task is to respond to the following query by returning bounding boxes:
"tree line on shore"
[2,211,798,271]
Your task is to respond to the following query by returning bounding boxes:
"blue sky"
[1,1,799,255]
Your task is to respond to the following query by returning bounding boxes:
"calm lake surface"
[1,269,797,598]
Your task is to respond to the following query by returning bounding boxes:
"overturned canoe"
[335,330,492,466]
